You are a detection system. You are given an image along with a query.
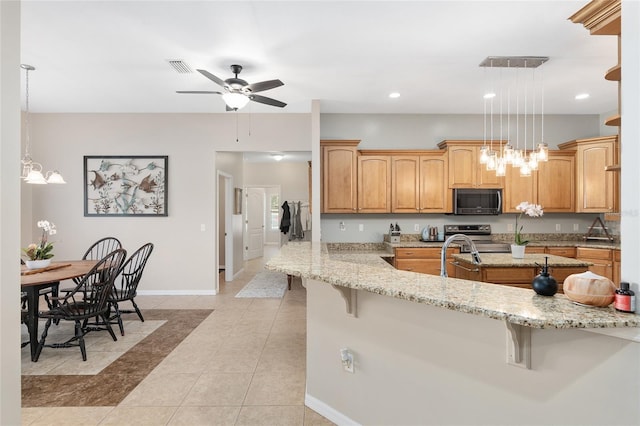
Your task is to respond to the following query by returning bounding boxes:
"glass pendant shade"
[479,146,489,164]
[520,162,532,177]
[503,144,514,164]
[495,158,506,176]
[528,153,539,171]
[222,92,250,110]
[486,152,497,171]
[536,143,548,162]
[46,170,67,184]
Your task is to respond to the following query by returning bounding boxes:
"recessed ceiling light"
[271,154,284,161]
[575,93,590,100]
[483,92,496,99]
[389,92,400,99]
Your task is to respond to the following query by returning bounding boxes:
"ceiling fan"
[177,64,286,111]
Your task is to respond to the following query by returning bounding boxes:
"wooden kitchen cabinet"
[613,249,621,284]
[391,152,449,213]
[395,247,458,277]
[357,155,391,213]
[437,140,504,189]
[546,246,577,258]
[321,140,359,213]
[576,247,613,280]
[559,136,619,213]
[503,151,575,213]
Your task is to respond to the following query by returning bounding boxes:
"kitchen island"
[451,252,591,292]
[266,242,640,426]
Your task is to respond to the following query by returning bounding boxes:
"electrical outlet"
[200,224,206,232]
[573,223,579,231]
[507,223,514,232]
[414,224,420,232]
[339,221,346,231]
[340,348,354,373]
[359,224,364,232]
[555,224,561,231]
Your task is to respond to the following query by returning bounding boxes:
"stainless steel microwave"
[453,188,502,215]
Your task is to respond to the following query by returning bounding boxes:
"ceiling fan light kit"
[177,64,286,111]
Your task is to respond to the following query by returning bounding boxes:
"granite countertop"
[452,253,592,267]
[265,242,639,330]
[386,239,620,250]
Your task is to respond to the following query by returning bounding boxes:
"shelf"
[605,164,621,172]
[605,114,621,127]
[605,64,621,81]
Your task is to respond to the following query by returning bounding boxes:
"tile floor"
[21,246,334,426]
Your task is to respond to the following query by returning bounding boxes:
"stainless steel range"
[443,224,511,253]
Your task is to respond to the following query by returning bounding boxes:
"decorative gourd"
[563,271,615,307]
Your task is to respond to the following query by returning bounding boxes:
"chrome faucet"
[440,234,482,277]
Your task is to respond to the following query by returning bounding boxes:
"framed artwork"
[84,155,168,216]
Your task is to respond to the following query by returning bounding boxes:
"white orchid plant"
[22,220,57,261]
[514,202,543,246]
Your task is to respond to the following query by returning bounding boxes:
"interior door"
[246,187,265,260]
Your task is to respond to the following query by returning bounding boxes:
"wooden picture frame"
[84,155,168,216]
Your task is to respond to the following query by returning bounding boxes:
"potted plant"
[22,220,56,269]
[512,202,543,258]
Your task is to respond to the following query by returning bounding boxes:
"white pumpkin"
[563,271,616,307]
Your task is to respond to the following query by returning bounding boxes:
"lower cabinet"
[394,247,458,277]
[545,247,577,258]
[576,247,614,281]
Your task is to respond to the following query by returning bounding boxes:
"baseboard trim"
[137,290,217,296]
[305,393,360,426]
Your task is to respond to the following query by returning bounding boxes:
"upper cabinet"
[321,140,359,213]
[437,140,504,189]
[559,136,619,213]
[357,155,391,213]
[503,151,575,213]
[390,152,449,213]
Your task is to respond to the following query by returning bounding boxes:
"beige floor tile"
[99,406,178,425]
[46,350,122,375]
[181,372,253,406]
[303,407,336,426]
[28,406,113,426]
[235,406,305,426]
[243,371,306,406]
[119,373,200,406]
[204,349,262,373]
[21,407,50,425]
[168,406,241,425]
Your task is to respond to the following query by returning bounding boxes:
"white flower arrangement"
[514,202,543,246]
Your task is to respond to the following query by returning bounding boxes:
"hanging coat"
[294,201,304,239]
[279,201,291,234]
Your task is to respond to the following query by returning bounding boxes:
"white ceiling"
[20,1,616,115]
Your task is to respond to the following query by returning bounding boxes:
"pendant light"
[478,56,548,178]
[20,64,66,184]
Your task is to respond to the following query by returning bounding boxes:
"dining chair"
[60,237,123,295]
[104,243,154,336]
[34,248,127,362]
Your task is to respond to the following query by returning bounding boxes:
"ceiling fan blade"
[249,94,287,108]
[245,79,284,93]
[176,91,222,94]
[196,69,226,87]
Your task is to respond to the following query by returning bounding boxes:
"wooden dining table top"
[20,260,98,286]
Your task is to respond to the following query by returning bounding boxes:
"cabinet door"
[391,156,420,213]
[577,142,615,212]
[537,152,575,212]
[477,153,504,188]
[357,156,391,213]
[447,146,476,187]
[503,165,536,213]
[420,154,449,213]
[322,145,357,213]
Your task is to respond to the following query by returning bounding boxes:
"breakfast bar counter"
[266,242,640,425]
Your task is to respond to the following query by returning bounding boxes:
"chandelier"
[479,56,549,177]
[20,64,66,184]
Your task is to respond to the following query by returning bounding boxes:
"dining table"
[21,260,97,361]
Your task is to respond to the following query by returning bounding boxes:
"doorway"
[217,171,233,286]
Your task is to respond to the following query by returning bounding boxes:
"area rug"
[235,271,288,298]
[21,309,213,407]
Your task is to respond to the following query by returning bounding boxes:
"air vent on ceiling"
[167,60,193,74]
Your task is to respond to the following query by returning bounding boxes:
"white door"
[246,187,265,260]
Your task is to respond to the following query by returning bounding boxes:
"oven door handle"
[497,191,502,213]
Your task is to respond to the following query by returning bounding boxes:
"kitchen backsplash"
[320,214,618,243]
